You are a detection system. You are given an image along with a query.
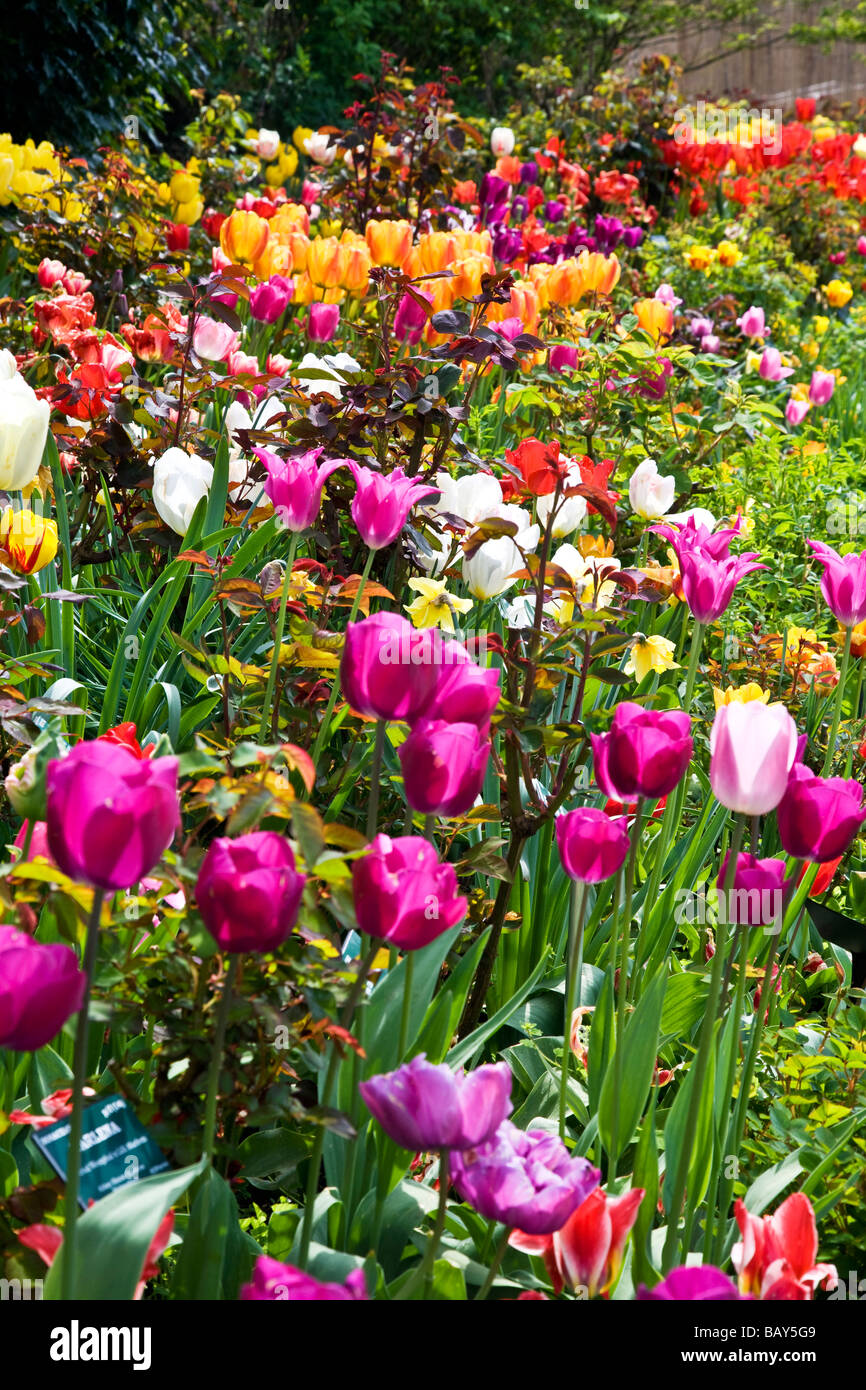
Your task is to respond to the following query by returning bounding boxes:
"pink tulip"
[398,720,490,816]
[394,290,432,344]
[808,369,835,405]
[548,344,579,374]
[308,302,340,342]
[352,836,467,949]
[348,463,439,550]
[737,306,766,338]
[857,235,866,257]
[37,258,66,288]
[556,807,630,883]
[786,395,811,427]
[759,347,793,381]
[709,701,798,816]
[254,444,345,532]
[249,276,293,323]
[591,702,692,802]
[807,538,866,626]
[193,315,238,362]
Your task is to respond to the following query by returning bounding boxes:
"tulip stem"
[475,1226,512,1300]
[822,625,852,774]
[661,815,744,1274]
[60,888,104,1301]
[366,720,386,839]
[394,1149,450,1300]
[311,548,375,769]
[609,799,644,1178]
[202,956,238,1165]
[258,532,299,744]
[398,951,415,1060]
[559,879,587,1140]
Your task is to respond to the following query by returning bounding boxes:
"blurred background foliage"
[4,0,866,151]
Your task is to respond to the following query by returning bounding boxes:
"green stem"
[60,889,104,1301]
[475,1226,512,1300]
[661,813,745,1273]
[559,879,587,1140]
[311,548,375,768]
[258,532,299,744]
[366,720,386,839]
[822,625,852,774]
[202,957,238,1164]
[395,1150,450,1300]
[609,800,644,1178]
[398,951,415,1060]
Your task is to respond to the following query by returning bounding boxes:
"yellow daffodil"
[624,634,679,682]
[405,578,473,632]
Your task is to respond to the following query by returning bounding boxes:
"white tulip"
[432,470,503,525]
[664,506,717,532]
[537,465,588,537]
[303,132,336,166]
[152,448,214,535]
[0,363,50,490]
[628,458,676,519]
[256,128,280,161]
[853,134,866,159]
[224,395,285,502]
[490,126,515,157]
[463,536,523,599]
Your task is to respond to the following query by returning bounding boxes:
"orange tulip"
[219,210,270,266]
[634,298,674,343]
[451,252,491,299]
[544,258,585,307]
[253,239,293,282]
[364,218,413,267]
[270,202,310,236]
[577,250,621,296]
[495,155,522,184]
[339,244,372,295]
[307,236,343,288]
[406,230,458,275]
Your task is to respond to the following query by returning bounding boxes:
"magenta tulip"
[591,702,692,802]
[240,1257,368,1300]
[398,720,489,816]
[196,832,306,953]
[807,539,866,627]
[777,765,866,863]
[759,348,793,382]
[249,276,293,323]
[341,612,444,721]
[0,925,85,1050]
[709,702,798,816]
[675,547,765,623]
[716,853,788,926]
[421,640,501,731]
[45,742,179,890]
[786,396,811,427]
[638,1265,747,1300]
[549,344,579,374]
[737,306,766,338]
[359,1053,512,1151]
[394,289,432,344]
[450,1121,601,1234]
[352,834,467,949]
[255,444,344,533]
[348,463,439,550]
[308,302,340,342]
[556,807,630,883]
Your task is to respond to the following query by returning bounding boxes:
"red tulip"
[510,1186,644,1297]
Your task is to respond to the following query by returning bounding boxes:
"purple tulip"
[544,201,566,222]
[349,463,439,550]
[341,612,445,721]
[196,832,306,953]
[510,195,529,223]
[621,225,644,250]
[710,702,798,817]
[591,702,692,802]
[556,807,630,883]
[421,641,501,730]
[240,1257,368,1300]
[255,444,345,532]
[638,1265,747,1300]
[352,834,467,949]
[394,290,432,344]
[249,276,293,323]
[519,161,539,185]
[399,720,489,817]
[716,853,788,926]
[45,742,179,890]
[549,344,579,374]
[450,1121,601,1234]
[808,539,866,627]
[359,1053,512,1151]
[675,546,766,623]
[0,925,85,1051]
[777,764,866,863]
[493,226,523,263]
[594,216,625,253]
[308,302,340,343]
[479,173,509,214]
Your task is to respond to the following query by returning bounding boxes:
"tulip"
[219,209,270,266]
[0,925,85,1051]
[858,236,866,257]
[638,1266,746,1300]
[151,447,214,535]
[556,807,630,883]
[520,160,539,184]
[255,444,344,533]
[716,852,787,926]
[786,395,811,427]
[349,463,439,550]
[809,369,835,405]
[675,545,765,623]
[0,357,50,490]
[421,642,501,730]
[737,305,766,338]
[451,1121,600,1234]
[308,302,339,342]
[654,283,682,309]
[341,612,445,721]
[249,277,293,323]
[490,126,515,157]
[0,506,58,574]
[359,1053,511,1151]
[192,315,237,362]
[759,347,794,381]
[709,701,797,816]
[823,278,853,308]
[195,832,306,953]
[777,764,866,862]
[536,482,587,538]
[399,720,489,817]
[510,1186,643,1294]
[807,538,866,626]
[45,740,179,890]
[240,1257,368,1300]
[690,316,714,339]
[256,129,280,161]
[462,536,523,599]
[634,298,673,343]
[37,258,66,288]
[302,131,336,166]
[351,834,467,949]
[732,1194,837,1299]
[364,218,413,267]
[394,290,432,344]
[548,344,579,374]
[591,702,692,802]
[628,458,675,519]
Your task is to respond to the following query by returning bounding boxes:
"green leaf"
[172,1167,252,1301]
[448,947,552,1071]
[236,1127,308,1180]
[598,970,666,1161]
[663,1045,717,1215]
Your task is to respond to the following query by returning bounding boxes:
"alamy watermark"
[674,887,785,935]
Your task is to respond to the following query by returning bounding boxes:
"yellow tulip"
[220,209,270,266]
[0,507,58,575]
[712,682,770,710]
[169,169,199,205]
[823,278,853,308]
